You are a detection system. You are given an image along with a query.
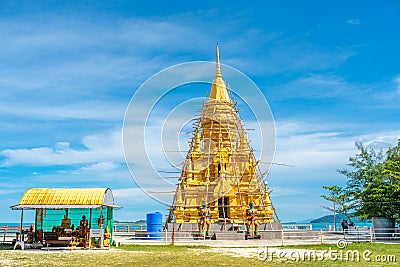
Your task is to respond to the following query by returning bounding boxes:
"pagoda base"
[165,221,282,240]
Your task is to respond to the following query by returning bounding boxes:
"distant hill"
[114,219,146,225]
[311,214,371,224]
[296,218,314,224]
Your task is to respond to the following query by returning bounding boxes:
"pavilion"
[10,187,121,248]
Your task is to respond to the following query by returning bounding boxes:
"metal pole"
[370,227,373,243]
[320,229,323,244]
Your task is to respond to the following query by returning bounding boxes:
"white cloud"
[346,19,361,25]
[81,161,120,172]
[0,130,123,166]
[270,186,307,197]
[0,189,23,195]
[0,100,126,121]
[274,121,400,171]
[112,187,171,214]
[271,74,357,100]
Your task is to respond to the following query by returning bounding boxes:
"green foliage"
[384,139,400,181]
[324,139,400,219]
[321,185,351,215]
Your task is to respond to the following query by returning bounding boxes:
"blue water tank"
[146,212,162,240]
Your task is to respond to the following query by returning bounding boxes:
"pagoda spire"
[168,45,276,226]
[216,43,222,78]
[209,43,231,103]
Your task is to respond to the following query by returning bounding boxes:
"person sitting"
[26,225,35,244]
[341,220,349,232]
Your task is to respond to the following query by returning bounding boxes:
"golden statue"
[61,214,71,229]
[78,215,88,238]
[104,227,111,246]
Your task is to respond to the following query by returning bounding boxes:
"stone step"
[214,232,245,240]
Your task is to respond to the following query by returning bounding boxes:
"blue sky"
[1,0,399,222]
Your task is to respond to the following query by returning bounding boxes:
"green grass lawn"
[0,243,399,266]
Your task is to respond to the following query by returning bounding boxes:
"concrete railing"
[0,226,30,244]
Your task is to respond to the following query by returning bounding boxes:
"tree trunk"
[333,202,336,231]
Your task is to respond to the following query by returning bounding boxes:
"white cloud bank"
[0,130,123,167]
[275,121,400,170]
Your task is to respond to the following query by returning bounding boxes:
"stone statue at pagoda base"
[197,202,212,237]
[245,202,261,240]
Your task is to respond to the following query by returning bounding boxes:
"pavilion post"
[89,208,92,249]
[19,208,24,241]
[89,208,92,229]
[34,209,38,242]
[99,207,104,248]
[41,208,43,231]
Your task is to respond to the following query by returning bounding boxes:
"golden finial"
[209,43,231,103]
[216,43,222,78]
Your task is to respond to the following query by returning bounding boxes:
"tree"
[336,142,387,219]
[323,140,400,220]
[321,185,349,230]
[381,139,400,218]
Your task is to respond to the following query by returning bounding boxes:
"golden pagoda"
[168,44,276,225]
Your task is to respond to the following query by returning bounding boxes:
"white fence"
[113,227,400,246]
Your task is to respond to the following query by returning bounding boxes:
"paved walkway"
[113,236,341,247]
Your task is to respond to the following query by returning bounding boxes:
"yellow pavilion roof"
[10,188,121,210]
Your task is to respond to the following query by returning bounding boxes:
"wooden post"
[172,222,175,245]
